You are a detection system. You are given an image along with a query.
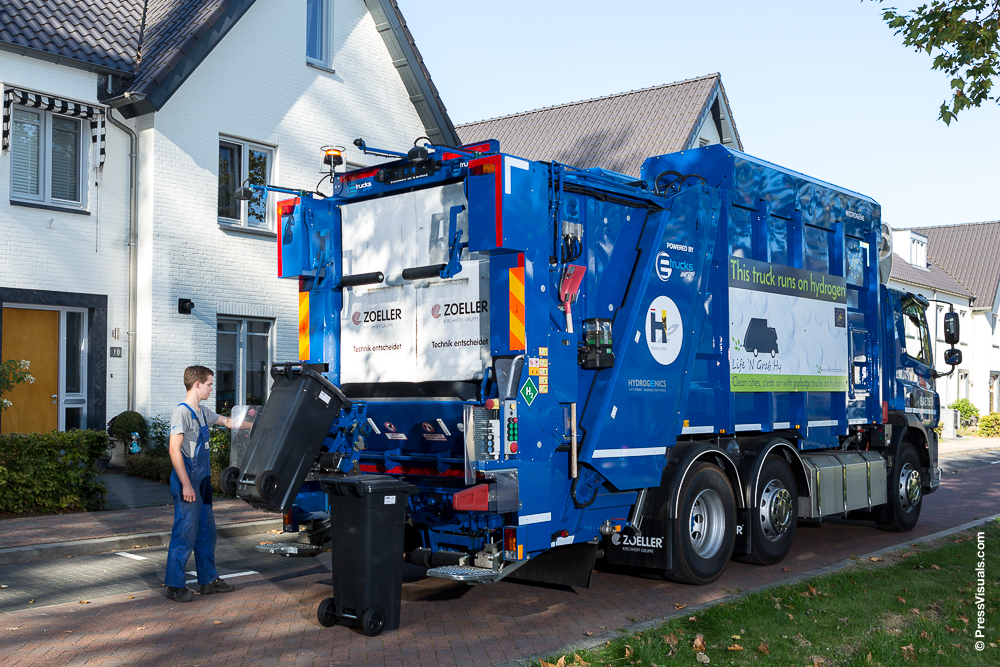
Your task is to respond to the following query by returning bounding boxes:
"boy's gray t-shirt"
[170,403,220,458]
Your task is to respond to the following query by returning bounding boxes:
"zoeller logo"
[611,533,663,549]
[351,311,362,326]
[655,251,694,281]
[434,301,488,317]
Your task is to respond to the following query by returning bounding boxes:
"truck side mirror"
[943,311,959,345]
[944,348,962,366]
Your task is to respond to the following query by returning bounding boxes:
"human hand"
[182,482,196,502]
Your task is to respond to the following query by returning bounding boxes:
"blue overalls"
[165,403,218,588]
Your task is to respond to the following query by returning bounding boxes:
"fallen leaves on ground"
[757,642,770,655]
[692,634,706,652]
[570,655,588,666]
[78,600,89,605]
[128,596,134,599]
[958,615,969,625]
[583,631,592,637]
[259,541,274,546]
[727,644,744,651]
[920,631,931,639]
[897,596,906,604]
[135,627,147,631]
[695,652,710,664]
[213,620,222,624]
[688,616,697,622]
[868,556,884,562]
[624,645,632,659]
[788,613,794,620]
[901,643,917,661]
[782,567,791,572]
[931,564,941,570]
[663,633,679,647]
[673,602,686,609]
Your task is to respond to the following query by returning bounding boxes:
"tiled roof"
[889,253,974,299]
[909,221,1000,309]
[0,0,143,74]
[457,74,737,176]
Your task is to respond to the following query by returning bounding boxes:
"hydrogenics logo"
[351,311,362,326]
[431,304,442,319]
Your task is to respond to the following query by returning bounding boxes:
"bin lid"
[320,474,418,496]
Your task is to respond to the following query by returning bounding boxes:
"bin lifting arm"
[324,402,370,474]
[402,204,468,281]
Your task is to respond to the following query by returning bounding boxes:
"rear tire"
[877,443,922,532]
[734,456,797,565]
[664,462,736,585]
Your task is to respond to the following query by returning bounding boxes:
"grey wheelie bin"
[316,475,418,636]
[225,363,349,512]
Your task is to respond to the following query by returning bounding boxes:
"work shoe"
[200,578,235,595]
[166,587,194,602]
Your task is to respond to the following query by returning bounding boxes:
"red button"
[509,442,518,453]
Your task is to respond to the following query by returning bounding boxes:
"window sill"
[10,200,90,216]
[218,222,276,239]
[306,61,336,75]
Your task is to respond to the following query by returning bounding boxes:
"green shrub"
[125,452,174,483]
[147,414,171,451]
[0,359,34,412]
[978,412,1000,437]
[0,430,107,514]
[110,410,148,445]
[947,398,979,426]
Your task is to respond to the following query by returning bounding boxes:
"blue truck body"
[236,141,955,587]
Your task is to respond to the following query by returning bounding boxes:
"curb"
[498,512,1000,667]
[0,518,282,566]
[940,446,1000,458]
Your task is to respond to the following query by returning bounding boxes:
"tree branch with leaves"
[1,359,35,412]
[878,1,1000,123]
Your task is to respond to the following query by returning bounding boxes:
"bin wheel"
[317,597,337,628]
[220,466,240,497]
[361,606,386,636]
[256,469,279,499]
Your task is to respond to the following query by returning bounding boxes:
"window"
[306,0,333,67]
[10,108,85,206]
[216,318,272,413]
[218,137,274,229]
[901,298,932,366]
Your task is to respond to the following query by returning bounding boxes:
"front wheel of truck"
[664,462,736,585]
[877,443,922,532]
[734,456,797,565]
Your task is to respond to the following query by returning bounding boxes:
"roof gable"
[906,221,1000,310]
[456,74,742,176]
[888,253,974,300]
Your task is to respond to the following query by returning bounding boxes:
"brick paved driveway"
[1,463,998,667]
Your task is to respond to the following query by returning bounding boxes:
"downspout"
[106,109,138,411]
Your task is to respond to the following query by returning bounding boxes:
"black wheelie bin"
[226,363,349,512]
[316,475,417,636]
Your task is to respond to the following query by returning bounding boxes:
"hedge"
[0,430,108,514]
[978,412,1000,438]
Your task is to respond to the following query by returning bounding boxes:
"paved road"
[1,451,998,667]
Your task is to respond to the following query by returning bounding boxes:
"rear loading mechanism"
[226,140,956,629]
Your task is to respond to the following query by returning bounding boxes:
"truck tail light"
[504,526,519,560]
[882,401,889,424]
[453,483,490,511]
[471,162,495,176]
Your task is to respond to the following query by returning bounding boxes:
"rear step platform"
[426,562,525,584]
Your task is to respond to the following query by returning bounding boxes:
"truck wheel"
[735,456,797,565]
[877,443,922,532]
[256,469,279,499]
[753,348,759,357]
[361,606,386,636]
[316,597,337,628]
[664,462,736,585]
[220,466,240,496]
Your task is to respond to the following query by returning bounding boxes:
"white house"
[0,0,460,433]
[888,224,1000,415]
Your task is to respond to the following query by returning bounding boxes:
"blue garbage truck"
[225,140,961,592]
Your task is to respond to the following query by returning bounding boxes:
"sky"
[399,0,999,229]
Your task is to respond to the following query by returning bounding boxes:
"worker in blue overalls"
[165,365,240,602]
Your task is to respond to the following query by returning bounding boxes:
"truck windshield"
[901,299,932,366]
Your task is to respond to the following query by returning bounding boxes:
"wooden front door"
[1,308,59,433]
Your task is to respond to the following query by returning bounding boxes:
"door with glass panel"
[216,318,271,414]
[1,306,87,433]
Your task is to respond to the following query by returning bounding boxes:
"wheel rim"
[898,462,921,512]
[759,480,792,541]
[689,489,726,558]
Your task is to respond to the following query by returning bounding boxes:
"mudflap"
[605,517,671,570]
[733,507,751,556]
[506,542,600,589]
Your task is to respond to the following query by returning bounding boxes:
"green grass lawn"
[542,519,999,667]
